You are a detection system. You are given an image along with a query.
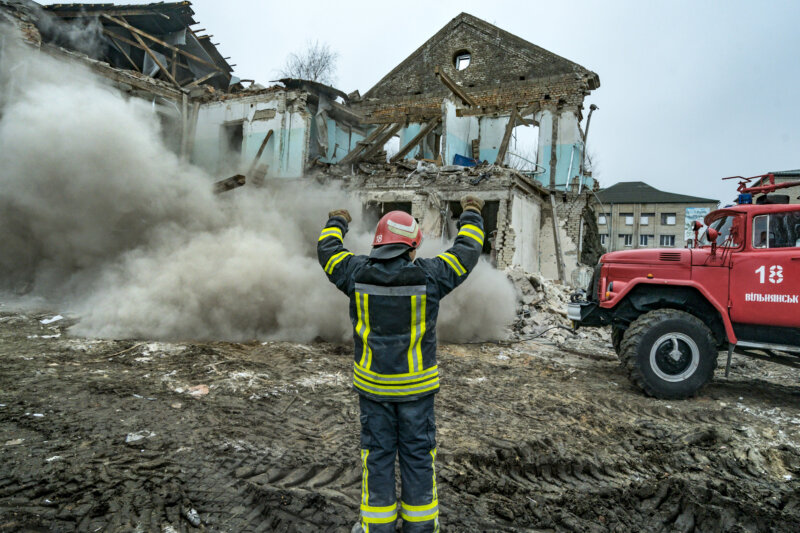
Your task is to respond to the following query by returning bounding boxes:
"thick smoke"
[0,29,515,343]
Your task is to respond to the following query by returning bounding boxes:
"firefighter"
[318,195,485,533]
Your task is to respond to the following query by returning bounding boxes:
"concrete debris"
[506,267,609,344]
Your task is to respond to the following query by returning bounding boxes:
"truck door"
[729,210,800,327]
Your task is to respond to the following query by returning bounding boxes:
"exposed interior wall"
[538,203,580,282]
[442,98,479,165]
[510,194,541,272]
[396,122,437,160]
[535,108,591,191]
[477,116,507,163]
[312,115,365,164]
[191,91,309,179]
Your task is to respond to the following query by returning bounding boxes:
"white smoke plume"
[0,27,515,343]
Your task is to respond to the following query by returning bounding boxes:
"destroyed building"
[0,2,601,284]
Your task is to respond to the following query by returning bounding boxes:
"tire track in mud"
[2,314,800,532]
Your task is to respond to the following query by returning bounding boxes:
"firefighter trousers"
[356,394,439,533]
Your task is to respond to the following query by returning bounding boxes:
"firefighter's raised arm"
[317,209,356,294]
[418,195,485,297]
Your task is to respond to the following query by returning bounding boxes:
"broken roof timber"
[434,66,476,107]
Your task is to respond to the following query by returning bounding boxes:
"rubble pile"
[506,267,610,344]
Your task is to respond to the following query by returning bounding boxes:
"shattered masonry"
[1,3,601,283]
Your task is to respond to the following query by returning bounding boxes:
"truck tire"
[611,327,624,357]
[620,309,717,399]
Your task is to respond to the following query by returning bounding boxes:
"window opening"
[660,235,676,247]
[454,50,471,71]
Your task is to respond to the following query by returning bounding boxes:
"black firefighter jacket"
[318,210,484,402]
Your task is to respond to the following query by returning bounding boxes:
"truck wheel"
[620,309,717,399]
[611,327,624,357]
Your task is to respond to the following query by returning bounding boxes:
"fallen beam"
[337,124,390,166]
[434,66,476,107]
[494,106,518,165]
[390,117,441,163]
[214,174,246,194]
[359,123,403,163]
[246,130,273,177]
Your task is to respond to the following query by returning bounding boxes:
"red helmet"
[372,211,423,252]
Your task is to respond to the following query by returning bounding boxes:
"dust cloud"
[0,28,515,343]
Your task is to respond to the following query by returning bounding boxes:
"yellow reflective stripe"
[356,293,366,367]
[431,448,438,500]
[353,374,438,390]
[443,253,466,274]
[318,227,343,241]
[361,449,369,507]
[407,295,417,372]
[401,500,438,512]
[363,294,372,369]
[362,503,397,513]
[360,503,398,524]
[354,364,438,385]
[437,253,465,276]
[417,295,426,372]
[354,362,438,380]
[353,375,439,396]
[461,224,484,238]
[457,228,484,246]
[363,514,397,524]
[401,510,439,522]
[324,251,352,274]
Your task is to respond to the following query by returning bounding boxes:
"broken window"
[362,201,413,228]
[640,213,655,225]
[661,213,677,225]
[222,122,244,156]
[598,213,609,225]
[454,50,471,71]
[622,213,634,226]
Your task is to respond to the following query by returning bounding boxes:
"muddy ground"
[1,310,799,532]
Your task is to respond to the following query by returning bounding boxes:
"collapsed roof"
[41,1,235,91]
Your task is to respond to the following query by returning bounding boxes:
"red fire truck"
[569,173,800,399]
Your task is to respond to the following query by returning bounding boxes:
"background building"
[592,181,718,251]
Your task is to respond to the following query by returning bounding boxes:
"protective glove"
[328,209,352,223]
[460,195,484,214]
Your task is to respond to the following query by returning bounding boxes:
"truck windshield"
[700,215,740,247]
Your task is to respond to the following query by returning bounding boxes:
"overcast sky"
[123,0,800,203]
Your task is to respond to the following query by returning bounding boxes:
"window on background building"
[660,235,676,247]
[640,234,653,246]
[598,213,609,225]
[620,234,633,247]
[661,213,677,225]
[600,234,608,245]
[622,213,634,225]
[641,212,654,225]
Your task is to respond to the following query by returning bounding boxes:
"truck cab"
[569,193,800,399]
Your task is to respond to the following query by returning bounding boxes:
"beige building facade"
[592,182,718,252]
